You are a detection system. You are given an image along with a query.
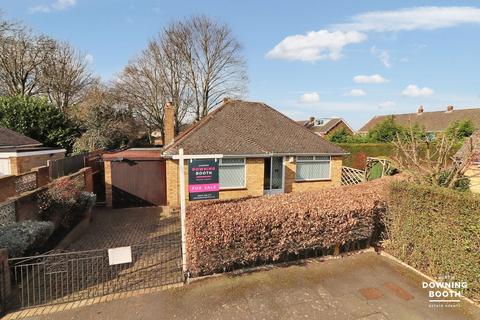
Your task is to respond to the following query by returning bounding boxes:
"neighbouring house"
[358,105,480,138]
[0,127,65,176]
[454,130,480,193]
[103,99,348,208]
[297,117,354,137]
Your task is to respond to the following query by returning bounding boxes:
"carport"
[103,148,166,208]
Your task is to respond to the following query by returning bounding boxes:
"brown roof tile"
[0,127,41,148]
[163,100,347,156]
[359,108,480,133]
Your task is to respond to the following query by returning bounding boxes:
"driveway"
[67,206,180,250]
[15,252,480,320]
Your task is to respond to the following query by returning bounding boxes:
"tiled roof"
[359,108,480,133]
[454,130,480,162]
[0,127,41,149]
[162,100,347,156]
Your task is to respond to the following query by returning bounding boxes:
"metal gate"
[9,237,182,309]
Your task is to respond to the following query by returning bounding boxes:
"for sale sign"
[188,159,219,201]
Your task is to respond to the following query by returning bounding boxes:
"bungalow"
[103,99,347,208]
[358,105,480,138]
[297,117,354,137]
[0,127,65,176]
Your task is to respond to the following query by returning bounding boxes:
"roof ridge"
[162,100,232,154]
[258,102,346,153]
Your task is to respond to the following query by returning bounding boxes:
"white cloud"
[378,101,396,109]
[29,0,76,13]
[299,92,320,103]
[402,84,434,97]
[346,89,366,96]
[371,46,391,68]
[353,74,389,84]
[84,54,94,64]
[266,30,366,62]
[333,6,480,32]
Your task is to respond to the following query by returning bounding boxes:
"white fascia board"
[0,149,66,158]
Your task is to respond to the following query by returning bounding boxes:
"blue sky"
[1,1,480,129]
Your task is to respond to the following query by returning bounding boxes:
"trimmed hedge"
[385,182,480,301]
[186,178,392,276]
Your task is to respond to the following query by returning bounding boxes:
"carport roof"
[103,148,164,161]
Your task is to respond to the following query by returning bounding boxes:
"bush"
[0,221,55,257]
[0,95,78,152]
[385,182,480,301]
[186,178,393,276]
[38,178,90,228]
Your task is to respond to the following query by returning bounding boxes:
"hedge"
[385,182,480,301]
[0,221,55,257]
[186,178,393,276]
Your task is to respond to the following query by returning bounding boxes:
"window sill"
[220,187,248,191]
[295,179,331,183]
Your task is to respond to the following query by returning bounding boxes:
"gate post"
[0,248,11,315]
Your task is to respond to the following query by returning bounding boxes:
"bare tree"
[169,15,248,120]
[42,41,96,113]
[393,124,474,189]
[0,27,55,96]
[114,33,193,136]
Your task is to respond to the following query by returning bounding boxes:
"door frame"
[264,156,285,195]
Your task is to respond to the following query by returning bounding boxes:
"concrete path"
[16,252,480,320]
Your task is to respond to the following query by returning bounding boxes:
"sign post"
[173,149,223,281]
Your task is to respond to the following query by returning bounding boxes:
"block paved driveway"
[24,252,480,320]
[67,206,180,250]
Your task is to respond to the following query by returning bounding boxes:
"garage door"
[111,160,166,208]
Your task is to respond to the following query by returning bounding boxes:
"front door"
[264,156,284,194]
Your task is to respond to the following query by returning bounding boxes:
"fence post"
[83,167,94,193]
[0,248,11,316]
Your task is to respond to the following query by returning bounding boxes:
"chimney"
[417,105,424,114]
[223,97,231,104]
[309,116,315,123]
[446,105,454,112]
[164,102,175,145]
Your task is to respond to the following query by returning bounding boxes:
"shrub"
[384,182,480,301]
[186,178,393,276]
[38,178,86,228]
[0,221,55,257]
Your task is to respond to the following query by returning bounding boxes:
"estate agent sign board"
[188,159,219,201]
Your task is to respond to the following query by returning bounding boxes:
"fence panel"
[9,234,182,309]
[341,166,366,185]
[49,151,103,179]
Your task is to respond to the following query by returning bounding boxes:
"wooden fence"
[48,150,103,179]
[341,166,366,185]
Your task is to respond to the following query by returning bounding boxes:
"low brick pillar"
[0,175,16,202]
[31,166,50,187]
[81,167,94,193]
[104,161,113,207]
[0,248,11,316]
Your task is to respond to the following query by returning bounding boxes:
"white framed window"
[295,155,331,181]
[219,158,246,189]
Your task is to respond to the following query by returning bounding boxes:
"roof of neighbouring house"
[0,127,42,149]
[297,118,353,134]
[453,130,480,162]
[358,107,480,133]
[162,100,347,156]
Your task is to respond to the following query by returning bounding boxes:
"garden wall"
[186,178,393,276]
[385,182,480,301]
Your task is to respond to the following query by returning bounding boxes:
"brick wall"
[10,152,65,175]
[0,175,16,202]
[166,158,265,207]
[104,160,113,207]
[284,155,343,193]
